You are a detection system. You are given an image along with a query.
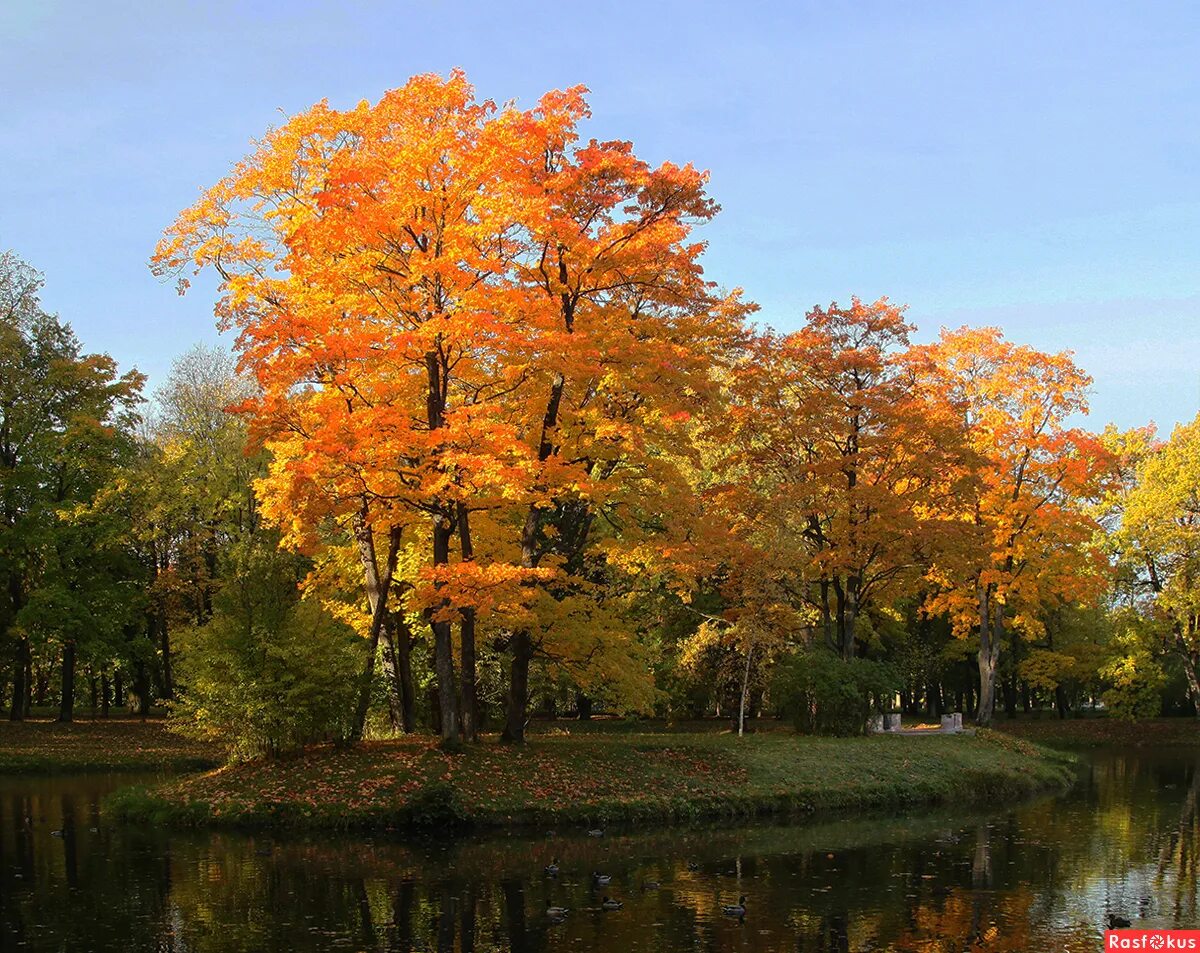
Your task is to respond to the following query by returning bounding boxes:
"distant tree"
[0,251,144,720]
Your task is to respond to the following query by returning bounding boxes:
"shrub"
[772,650,900,736]
[169,541,364,758]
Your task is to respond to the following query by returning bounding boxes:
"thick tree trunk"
[575,692,593,720]
[975,586,1000,726]
[457,503,478,742]
[427,511,460,743]
[100,672,111,717]
[501,631,533,744]
[113,670,123,713]
[58,640,76,722]
[843,576,859,660]
[9,636,29,721]
[388,614,416,733]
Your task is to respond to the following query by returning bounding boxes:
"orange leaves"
[915,326,1116,637]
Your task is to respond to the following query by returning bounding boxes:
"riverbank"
[997,716,1200,748]
[0,720,221,773]
[107,728,1075,831]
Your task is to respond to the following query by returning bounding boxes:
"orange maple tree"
[708,298,972,659]
[153,70,747,743]
[915,327,1114,725]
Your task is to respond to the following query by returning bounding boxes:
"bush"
[1100,650,1165,721]
[772,650,900,736]
[169,541,365,758]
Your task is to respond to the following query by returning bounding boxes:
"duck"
[545,903,570,918]
[587,828,605,837]
[544,859,560,876]
[49,830,64,838]
[592,871,612,886]
[601,896,623,911]
[686,861,700,871]
[722,896,747,917]
[642,880,661,890]
[1108,914,1132,929]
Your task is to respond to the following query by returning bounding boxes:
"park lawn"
[0,719,221,773]
[997,716,1200,748]
[108,728,1075,831]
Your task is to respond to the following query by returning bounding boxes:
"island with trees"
[2,72,1194,830]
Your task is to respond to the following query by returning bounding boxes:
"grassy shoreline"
[106,729,1076,832]
[0,719,221,774]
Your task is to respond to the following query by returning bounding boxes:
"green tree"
[0,251,144,720]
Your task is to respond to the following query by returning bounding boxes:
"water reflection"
[2,750,1198,952]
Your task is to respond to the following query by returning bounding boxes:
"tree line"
[2,71,1196,751]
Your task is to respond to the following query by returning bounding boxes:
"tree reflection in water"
[2,750,1198,952]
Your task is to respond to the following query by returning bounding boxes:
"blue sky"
[3,0,1199,430]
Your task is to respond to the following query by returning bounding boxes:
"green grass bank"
[0,719,221,774]
[108,728,1075,831]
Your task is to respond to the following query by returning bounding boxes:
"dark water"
[2,750,1198,952]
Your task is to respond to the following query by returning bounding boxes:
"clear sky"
[3,0,1198,430]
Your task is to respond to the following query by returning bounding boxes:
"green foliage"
[169,540,364,758]
[772,650,900,736]
[406,779,469,828]
[1100,649,1165,721]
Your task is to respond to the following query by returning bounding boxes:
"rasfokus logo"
[1106,931,1200,950]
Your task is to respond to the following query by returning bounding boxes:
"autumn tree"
[153,71,747,744]
[1115,415,1200,714]
[916,327,1112,725]
[708,298,971,662]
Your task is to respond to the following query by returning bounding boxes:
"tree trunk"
[388,614,416,733]
[738,641,755,737]
[100,672,111,718]
[9,636,29,721]
[1002,675,1017,719]
[351,516,402,743]
[58,640,76,722]
[975,586,1000,726]
[1180,648,1200,720]
[843,576,859,660]
[428,511,460,744]
[501,631,533,744]
[158,613,173,702]
[113,670,123,713]
[575,692,593,720]
[457,503,478,742]
[133,660,151,719]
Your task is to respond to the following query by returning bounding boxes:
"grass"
[0,719,221,774]
[107,728,1076,832]
[996,715,1200,748]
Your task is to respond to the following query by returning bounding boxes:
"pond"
[1,749,1197,951]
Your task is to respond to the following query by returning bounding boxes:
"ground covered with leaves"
[0,719,221,773]
[108,729,1075,831]
[997,716,1200,747]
